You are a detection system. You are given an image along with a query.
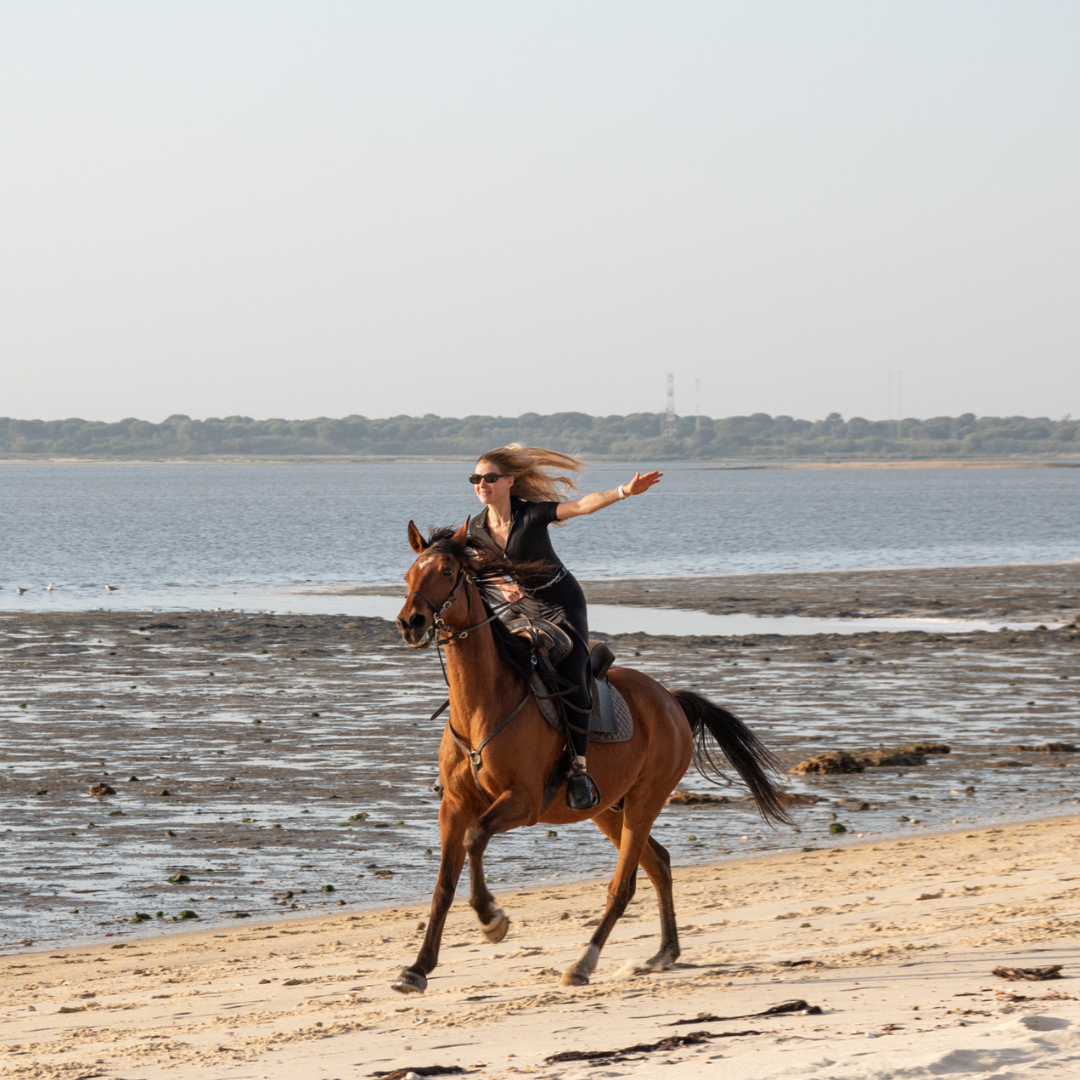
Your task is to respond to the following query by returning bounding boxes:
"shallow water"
[0,585,1048,637]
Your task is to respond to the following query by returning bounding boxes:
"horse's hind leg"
[561,808,651,987]
[640,835,679,970]
[590,813,680,972]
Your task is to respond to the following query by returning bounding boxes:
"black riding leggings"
[534,573,592,759]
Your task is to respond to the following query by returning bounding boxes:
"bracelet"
[617,484,629,500]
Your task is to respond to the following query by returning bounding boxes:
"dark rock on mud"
[793,742,951,772]
[790,751,864,775]
[1009,743,1078,753]
[666,790,731,805]
[88,782,116,797]
[854,748,927,768]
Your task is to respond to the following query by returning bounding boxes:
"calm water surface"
[1,463,1078,606]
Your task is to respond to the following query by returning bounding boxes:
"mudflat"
[2,563,1079,949]
[587,561,1080,621]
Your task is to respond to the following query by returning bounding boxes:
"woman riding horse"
[466,445,662,811]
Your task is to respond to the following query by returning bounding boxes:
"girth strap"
[445,691,531,807]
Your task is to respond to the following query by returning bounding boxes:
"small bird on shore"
[15,587,27,595]
[104,584,119,592]
[45,583,55,591]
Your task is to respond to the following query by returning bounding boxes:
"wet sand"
[3,815,1080,1079]
[581,561,1080,621]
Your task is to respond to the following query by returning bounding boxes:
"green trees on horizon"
[0,411,1076,460]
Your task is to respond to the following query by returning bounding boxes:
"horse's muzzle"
[396,611,432,648]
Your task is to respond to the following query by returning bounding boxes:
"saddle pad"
[530,673,633,744]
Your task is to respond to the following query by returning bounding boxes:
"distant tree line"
[0,411,1077,460]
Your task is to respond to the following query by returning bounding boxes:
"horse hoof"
[391,968,427,994]
[560,968,590,987]
[482,912,510,944]
[644,952,678,972]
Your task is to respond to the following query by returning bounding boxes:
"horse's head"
[396,519,472,648]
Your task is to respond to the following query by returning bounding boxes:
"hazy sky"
[2,2,1078,423]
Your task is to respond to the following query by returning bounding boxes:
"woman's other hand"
[497,580,526,603]
[627,470,663,495]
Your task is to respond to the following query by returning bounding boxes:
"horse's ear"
[408,520,428,553]
[452,517,471,547]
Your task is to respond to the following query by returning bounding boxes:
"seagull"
[104,584,119,592]
[45,583,55,591]
[15,587,27,595]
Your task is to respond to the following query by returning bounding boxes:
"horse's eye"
[442,567,454,578]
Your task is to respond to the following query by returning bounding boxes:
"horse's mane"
[424,527,542,683]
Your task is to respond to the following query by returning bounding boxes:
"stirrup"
[566,762,601,811]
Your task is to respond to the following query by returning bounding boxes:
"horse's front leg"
[392,797,470,994]
[466,790,532,944]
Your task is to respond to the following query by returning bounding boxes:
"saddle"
[504,616,573,663]
[508,616,630,742]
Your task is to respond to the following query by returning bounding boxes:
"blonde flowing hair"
[476,444,585,503]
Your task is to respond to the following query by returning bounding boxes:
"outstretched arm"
[556,470,663,520]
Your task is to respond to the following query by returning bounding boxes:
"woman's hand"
[626,470,663,495]
[496,580,525,603]
[556,468,664,519]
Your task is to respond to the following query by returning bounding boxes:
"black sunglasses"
[469,472,506,484]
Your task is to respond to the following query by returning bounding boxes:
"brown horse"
[391,520,791,994]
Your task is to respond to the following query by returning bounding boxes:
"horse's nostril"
[408,613,427,629]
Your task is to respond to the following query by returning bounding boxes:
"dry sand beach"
[3,816,1080,1079]
[1,562,1079,1077]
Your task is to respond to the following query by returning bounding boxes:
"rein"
[410,550,532,806]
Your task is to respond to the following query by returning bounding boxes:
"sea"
[2,461,1079,607]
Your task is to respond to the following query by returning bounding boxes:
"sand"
[3,815,1080,1078]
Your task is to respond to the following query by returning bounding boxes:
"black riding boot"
[537,584,598,811]
[564,684,600,811]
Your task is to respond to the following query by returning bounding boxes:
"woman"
[467,444,662,811]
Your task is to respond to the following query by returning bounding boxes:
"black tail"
[671,689,793,826]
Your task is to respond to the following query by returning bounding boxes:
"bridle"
[404,564,469,647]
[405,545,530,805]
[404,549,514,673]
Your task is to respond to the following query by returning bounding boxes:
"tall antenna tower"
[695,377,701,433]
[897,369,903,440]
[663,374,677,437]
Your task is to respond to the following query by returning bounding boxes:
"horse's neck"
[444,602,522,738]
